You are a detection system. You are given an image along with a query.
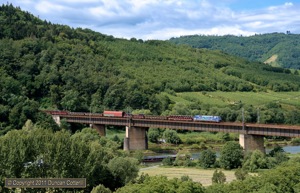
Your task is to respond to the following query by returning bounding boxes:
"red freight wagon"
[103,111,125,117]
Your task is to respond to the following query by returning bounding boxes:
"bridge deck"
[55,114,300,137]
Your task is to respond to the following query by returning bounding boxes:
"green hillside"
[1,4,300,133]
[169,33,300,69]
[164,91,300,108]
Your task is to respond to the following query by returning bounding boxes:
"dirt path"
[264,54,278,64]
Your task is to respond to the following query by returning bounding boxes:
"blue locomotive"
[193,115,222,122]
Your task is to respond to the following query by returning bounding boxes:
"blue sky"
[228,0,291,10]
[2,0,300,40]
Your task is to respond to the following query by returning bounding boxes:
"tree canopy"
[219,141,244,169]
[0,127,139,192]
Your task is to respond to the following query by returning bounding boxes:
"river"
[190,145,300,159]
[144,145,300,162]
[271,145,300,154]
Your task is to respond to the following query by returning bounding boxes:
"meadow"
[139,166,236,186]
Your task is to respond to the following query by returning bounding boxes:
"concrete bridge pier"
[92,124,106,136]
[124,126,148,151]
[239,134,265,153]
[52,115,61,126]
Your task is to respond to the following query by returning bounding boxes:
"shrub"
[163,129,182,144]
[212,170,226,184]
[198,149,216,168]
[235,168,249,181]
[148,128,160,143]
[219,141,243,169]
[162,156,174,166]
[291,138,300,145]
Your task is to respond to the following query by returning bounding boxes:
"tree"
[59,118,70,131]
[268,145,284,157]
[91,184,112,193]
[219,141,243,169]
[162,156,174,166]
[163,129,182,144]
[0,127,136,192]
[174,151,195,167]
[8,98,39,129]
[212,170,226,184]
[207,160,300,193]
[133,150,144,164]
[148,128,160,143]
[60,90,83,111]
[107,157,139,188]
[181,175,192,181]
[198,148,216,168]
[234,168,249,180]
[242,150,268,172]
[115,175,205,193]
[169,103,191,115]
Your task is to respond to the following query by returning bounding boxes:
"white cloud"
[2,0,300,39]
[268,2,294,10]
[35,1,66,13]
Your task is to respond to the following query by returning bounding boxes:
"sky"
[2,0,300,40]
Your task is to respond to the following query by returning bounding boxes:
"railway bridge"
[47,111,300,152]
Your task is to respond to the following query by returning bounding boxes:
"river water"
[274,145,300,154]
[190,145,300,159]
[145,145,300,161]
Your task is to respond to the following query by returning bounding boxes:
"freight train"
[44,110,222,123]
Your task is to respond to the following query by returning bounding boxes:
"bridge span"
[47,111,300,152]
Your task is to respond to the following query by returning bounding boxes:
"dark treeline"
[1,4,300,133]
[169,33,300,69]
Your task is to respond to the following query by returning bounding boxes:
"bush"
[91,184,112,193]
[181,175,192,181]
[291,138,300,145]
[148,128,160,143]
[268,145,284,157]
[212,170,226,184]
[162,156,174,166]
[235,168,249,180]
[174,151,194,167]
[198,148,216,168]
[242,150,268,172]
[163,129,182,144]
[190,144,201,149]
[133,150,144,164]
[219,141,243,169]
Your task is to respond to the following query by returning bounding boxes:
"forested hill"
[1,4,300,132]
[169,33,300,69]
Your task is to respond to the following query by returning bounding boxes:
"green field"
[139,166,236,186]
[165,91,300,108]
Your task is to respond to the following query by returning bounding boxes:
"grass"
[163,91,300,108]
[106,127,125,140]
[139,166,236,186]
[178,131,238,143]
